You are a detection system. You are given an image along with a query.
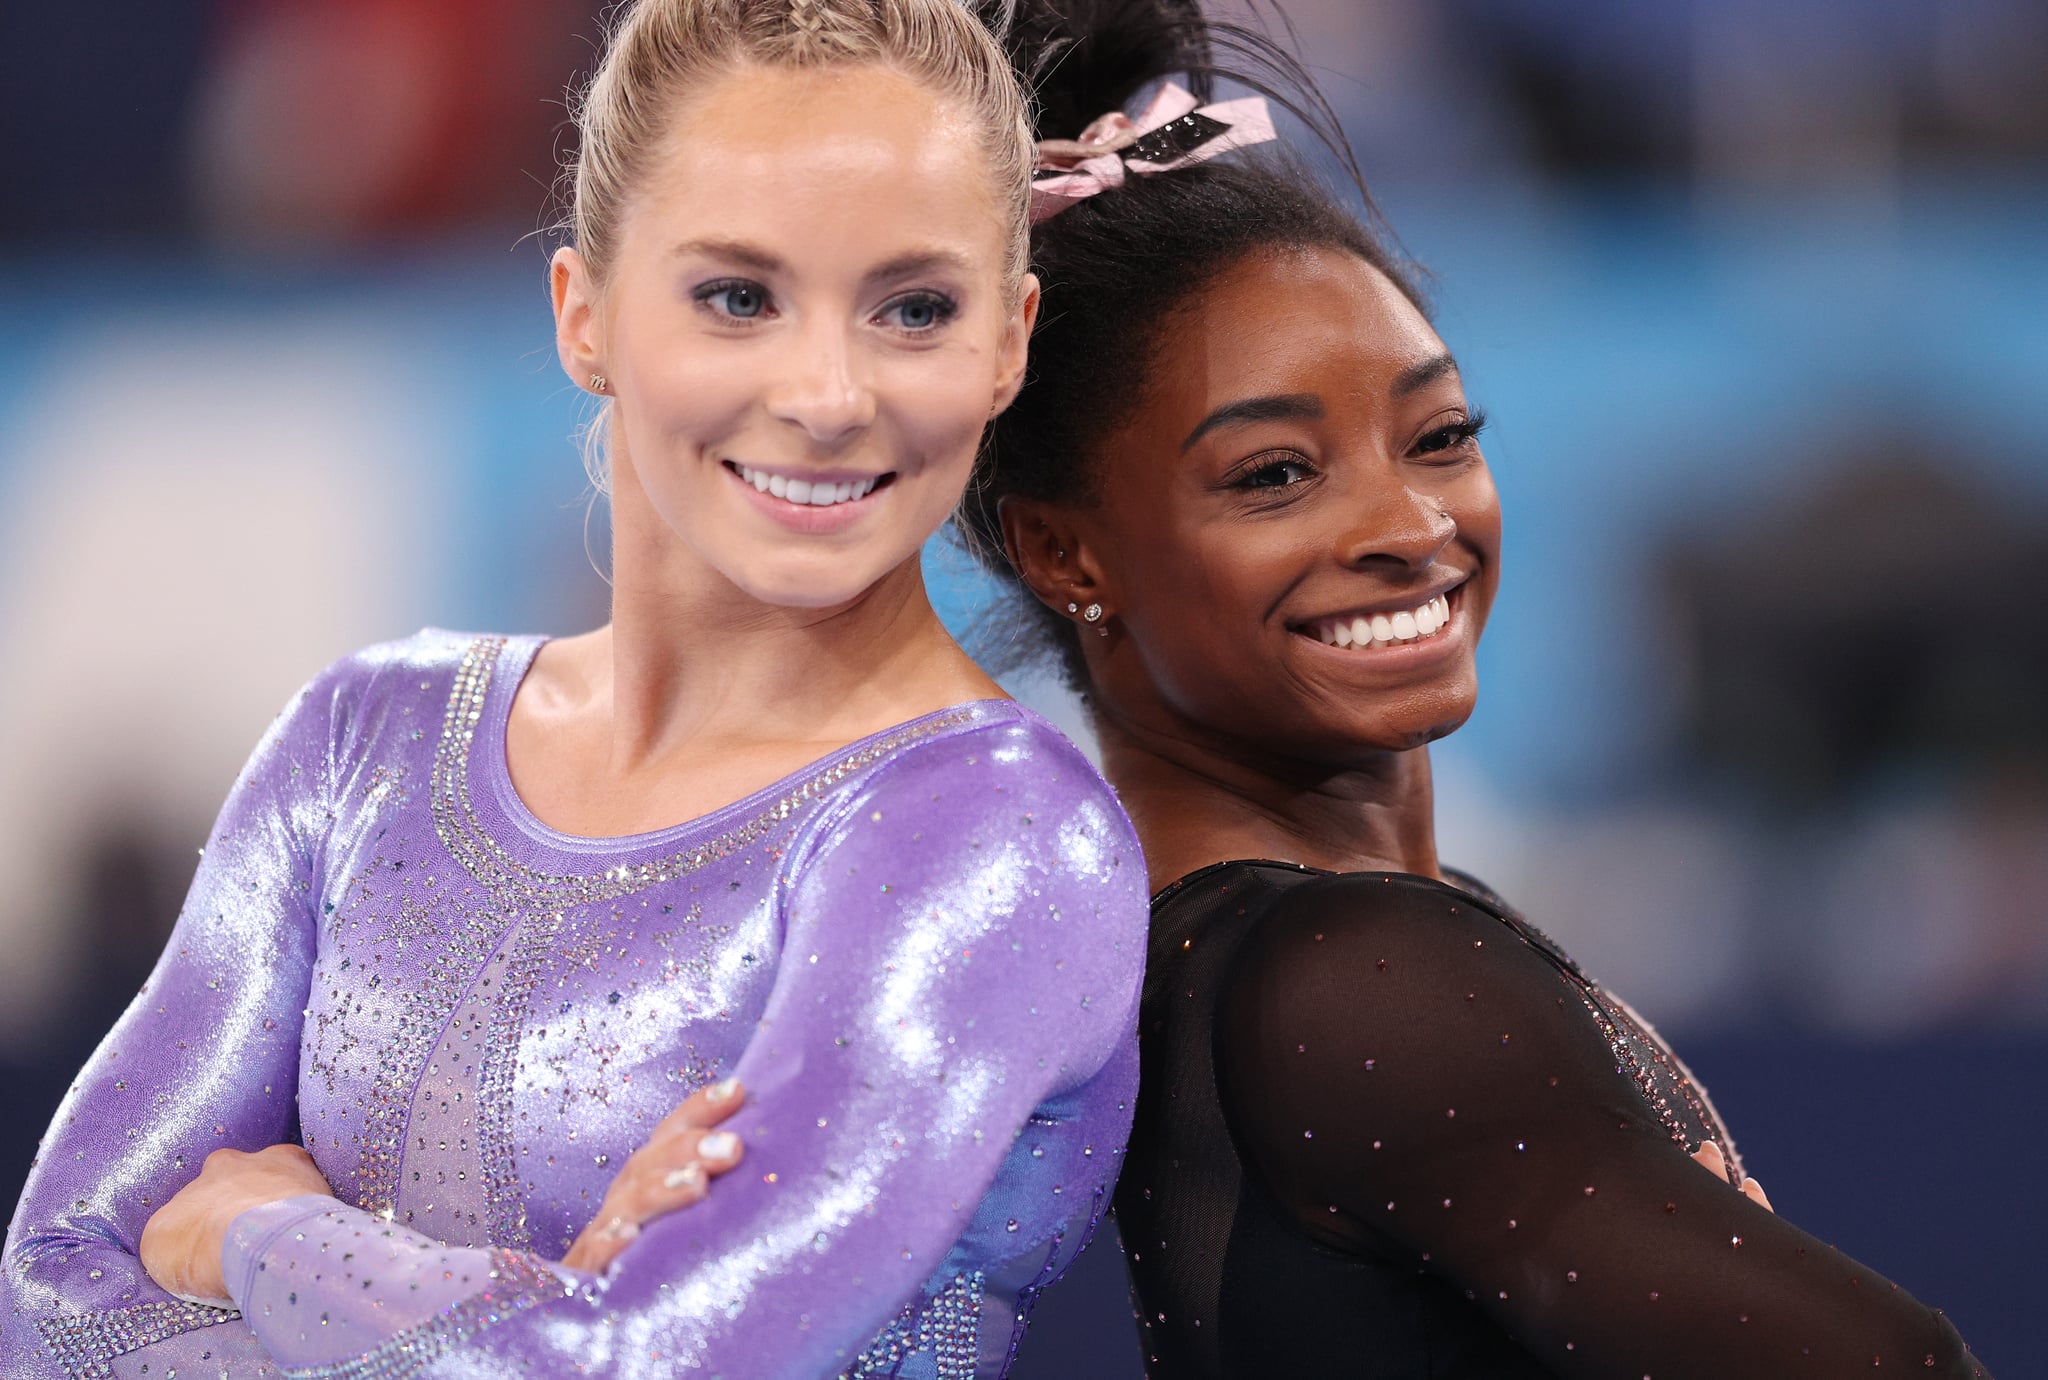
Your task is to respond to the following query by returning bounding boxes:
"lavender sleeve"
[216,724,1146,1376]
[2,672,339,1378]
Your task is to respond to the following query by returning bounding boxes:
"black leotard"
[1114,861,1988,1378]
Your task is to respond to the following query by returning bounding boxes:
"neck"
[580,488,994,770]
[1093,700,1441,893]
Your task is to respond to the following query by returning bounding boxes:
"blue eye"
[883,292,956,332]
[698,280,769,319]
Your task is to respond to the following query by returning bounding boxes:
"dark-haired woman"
[964,5,1994,1375]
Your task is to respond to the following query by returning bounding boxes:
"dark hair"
[957,0,1422,693]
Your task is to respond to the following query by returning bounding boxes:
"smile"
[1300,593,1453,650]
[727,461,888,507]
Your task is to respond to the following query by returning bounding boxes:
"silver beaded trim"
[843,1270,986,1379]
[428,637,978,910]
[1574,984,1741,1173]
[277,1249,569,1379]
[423,638,974,1244]
[417,636,977,1246]
[35,1298,239,1380]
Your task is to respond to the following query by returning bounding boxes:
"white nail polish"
[663,1164,706,1191]
[699,1131,739,1161]
[706,1077,740,1103]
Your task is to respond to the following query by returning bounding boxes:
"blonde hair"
[562,0,1031,496]
[568,0,1031,290]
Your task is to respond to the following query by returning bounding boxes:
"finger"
[563,1212,642,1273]
[613,1135,736,1222]
[1690,1140,1728,1181]
[1741,1176,1775,1213]
[646,1078,745,1148]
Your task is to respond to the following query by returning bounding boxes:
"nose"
[764,319,876,447]
[1335,483,1457,572]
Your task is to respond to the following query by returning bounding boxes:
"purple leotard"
[3,631,1146,1378]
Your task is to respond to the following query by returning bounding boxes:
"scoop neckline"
[1149,858,1497,910]
[476,634,1017,855]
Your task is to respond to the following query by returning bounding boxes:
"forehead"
[1147,247,1446,421]
[628,63,1008,269]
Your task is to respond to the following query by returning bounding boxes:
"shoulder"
[278,628,514,733]
[791,700,1146,930]
[1222,871,1587,1067]
[835,700,1137,858]
[301,627,504,706]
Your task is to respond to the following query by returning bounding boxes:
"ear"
[551,246,607,394]
[999,493,1106,621]
[990,271,1042,415]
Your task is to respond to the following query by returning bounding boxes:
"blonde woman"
[1,3,1146,1375]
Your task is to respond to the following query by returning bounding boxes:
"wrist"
[220,1194,338,1311]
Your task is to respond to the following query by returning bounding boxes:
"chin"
[720,551,899,611]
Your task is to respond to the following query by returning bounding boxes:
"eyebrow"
[1391,352,1461,399]
[670,240,973,288]
[1181,393,1325,451]
[672,237,784,274]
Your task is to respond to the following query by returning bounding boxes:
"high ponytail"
[959,0,1421,694]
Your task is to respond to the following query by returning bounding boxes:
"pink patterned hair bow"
[1029,82,1279,224]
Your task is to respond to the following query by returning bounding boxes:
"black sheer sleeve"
[1214,872,1988,1379]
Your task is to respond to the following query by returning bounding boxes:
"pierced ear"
[998,494,1102,617]
[551,246,607,395]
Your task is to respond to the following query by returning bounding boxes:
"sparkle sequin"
[4,632,1146,1377]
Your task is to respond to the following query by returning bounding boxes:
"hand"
[563,1076,748,1273]
[1691,1139,1774,1212]
[140,1144,333,1305]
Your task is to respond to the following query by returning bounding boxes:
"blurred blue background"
[0,0,2041,1371]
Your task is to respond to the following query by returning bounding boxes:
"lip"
[723,459,896,535]
[1287,580,1473,670]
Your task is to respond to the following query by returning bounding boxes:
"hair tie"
[1029,83,1279,224]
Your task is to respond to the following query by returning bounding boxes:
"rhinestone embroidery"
[276,1249,569,1379]
[424,636,977,1246]
[429,638,977,908]
[843,1270,987,1379]
[35,1298,239,1380]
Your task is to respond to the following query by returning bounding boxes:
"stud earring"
[1066,602,1079,614]
[1083,603,1103,623]
[589,373,610,395]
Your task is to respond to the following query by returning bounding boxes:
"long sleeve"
[215,721,1147,1377]
[1215,873,1988,1380]
[2,671,339,1379]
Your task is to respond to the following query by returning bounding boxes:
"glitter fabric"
[1117,861,1991,1378]
[3,632,1145,1378]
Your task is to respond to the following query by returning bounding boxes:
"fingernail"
[706,1077,740,1104]
[699,1131,740,1161]
[663,1163,707,1192]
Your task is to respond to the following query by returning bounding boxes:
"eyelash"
[690,279,960,334]
[1225,410,1489,496]
[1415,410,1488,459]
[1228,452,1318,494]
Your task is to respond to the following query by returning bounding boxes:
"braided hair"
[958,0,1423,693]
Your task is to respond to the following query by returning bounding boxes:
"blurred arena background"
[1,0,2042,1370]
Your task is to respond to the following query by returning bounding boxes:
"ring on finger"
[599,1216,640,1242]
[662,1163,707,1192]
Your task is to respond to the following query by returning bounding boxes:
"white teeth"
[733,464,881,507]
[1306,594,1454,651]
